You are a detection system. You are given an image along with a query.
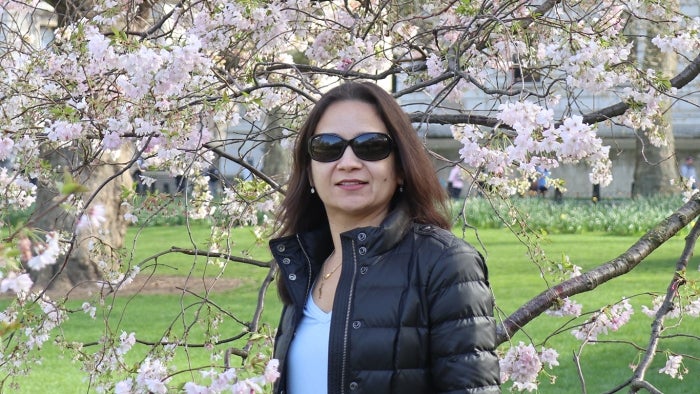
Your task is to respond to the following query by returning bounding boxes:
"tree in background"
[631,0,681,197]
[0,0,699,392]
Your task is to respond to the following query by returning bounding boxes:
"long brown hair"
[275,81,451,237]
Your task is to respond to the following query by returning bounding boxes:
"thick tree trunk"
[631,3,680,197]
[44,0,97,26]
[31,148,131,293]
[46,0,156,29]
[633,130,678,197]
[261,111,293,183]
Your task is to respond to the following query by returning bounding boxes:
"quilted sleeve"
[427,238,501,393]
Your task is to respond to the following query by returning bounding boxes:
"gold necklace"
[318,256,341,299]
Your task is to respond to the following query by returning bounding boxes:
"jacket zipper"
[339,239,358,394]
[295,234,314,301]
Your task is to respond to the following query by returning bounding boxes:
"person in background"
[133,156,146,195]
[537,166,550,197]
[529,166,550,198]
[680,156,697,190]
[447,164,465,199]
[269,82,500,394]
[240,157,255,181]
[175,174,187,194]
[205,164,221,198]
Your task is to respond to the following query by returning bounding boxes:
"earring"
[399,185,404,193]
[311,186,316,194]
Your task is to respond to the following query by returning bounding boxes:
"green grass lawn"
[3,222,699,393]
[467,229,700,393]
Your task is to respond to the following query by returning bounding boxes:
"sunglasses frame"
[308,132,394,162]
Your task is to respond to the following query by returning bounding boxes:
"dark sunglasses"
[308,132,394,162]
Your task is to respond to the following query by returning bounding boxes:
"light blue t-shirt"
[287,292,332,394]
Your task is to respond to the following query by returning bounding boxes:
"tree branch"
[204,143,285,195]
[168,247,271,268]
[630,210,700,387]
[404,50,700,129]
[496,194,700,344]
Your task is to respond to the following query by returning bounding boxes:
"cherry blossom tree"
[0,0,699,392]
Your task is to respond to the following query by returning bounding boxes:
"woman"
[269,82,500,393]
[447,164,465,199]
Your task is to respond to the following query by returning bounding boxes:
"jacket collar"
[271,202,412,265]
[338,202,412,257]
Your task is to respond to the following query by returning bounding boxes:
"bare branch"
[168,247,271,268]
[205,143,284,194]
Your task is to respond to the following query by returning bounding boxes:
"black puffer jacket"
[270,206,501,394]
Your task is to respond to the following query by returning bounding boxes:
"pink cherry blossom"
[46,120,83,142]
[546,297,583,317]
[572,298,634,341]
[0,136,13,160]
[76,204,107,233]
[500,342,559,391]
[659,354,685,379]
[0,272,33,293]
[26,231,61,271]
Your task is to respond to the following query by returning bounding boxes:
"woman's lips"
[336,180,367,190]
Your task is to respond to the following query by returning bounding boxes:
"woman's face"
[310,100,402,227]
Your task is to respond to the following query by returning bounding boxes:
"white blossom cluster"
[658,354,687,380]
[182,359,280,394]
[453,101,613,195]
[641,295,700,319]
[499,342,559,392]
[0,167,36,210]
[571,298,634,342]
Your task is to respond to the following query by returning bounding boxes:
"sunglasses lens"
[309,133,394,162]
[309,134,345,162]
[352,133,393,161]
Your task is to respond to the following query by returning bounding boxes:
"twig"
[629,215,700,389]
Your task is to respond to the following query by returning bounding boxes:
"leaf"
[59,172,89,195]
